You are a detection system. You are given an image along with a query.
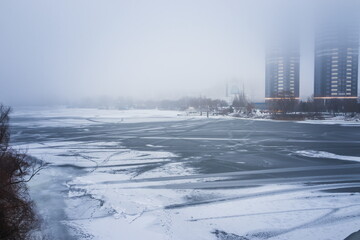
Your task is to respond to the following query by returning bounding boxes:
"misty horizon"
[1,0,360,106]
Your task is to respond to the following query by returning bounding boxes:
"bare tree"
[231,91,255,115]
[232,93,247,110]
[0,104,45,240]
[0,105,11,152]
[269,91,298,115]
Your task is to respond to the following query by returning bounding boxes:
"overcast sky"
[0,0,359,105]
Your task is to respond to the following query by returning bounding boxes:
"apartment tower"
[314,19,359,101]
[265,40,300,101]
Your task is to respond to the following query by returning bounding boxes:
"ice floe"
[296,150,360,163]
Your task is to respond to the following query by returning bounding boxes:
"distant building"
[314,21,359,101]
[225,80,241,105]
[265,41,300,101]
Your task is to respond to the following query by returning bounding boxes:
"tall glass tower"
[265,42,300,100]
[314,22,359,100]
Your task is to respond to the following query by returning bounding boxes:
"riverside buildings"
[265,41,300,101]
[265,24,359,106]
[314,22,359,101]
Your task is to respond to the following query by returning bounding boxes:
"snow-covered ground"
[12,107,360,240]
[301,118,360,126]
[230,110,360,126]
[296,150,360,163]
[26,141,360,240]
[11,107,189,128]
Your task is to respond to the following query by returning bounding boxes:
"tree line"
[268,91,360,120]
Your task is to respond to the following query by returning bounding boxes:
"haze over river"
[9,107,360,240]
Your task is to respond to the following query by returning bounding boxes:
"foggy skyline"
[1,0,359,106]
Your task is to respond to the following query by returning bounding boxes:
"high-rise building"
[265,42,300,100]
[314,22,359,100]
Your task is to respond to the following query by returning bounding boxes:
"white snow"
[296,150,360,163]
[14,108,360,240]
[65,179,360,240]
[57,142,360,240]
[301,119,360,126]
[11,107,195,128]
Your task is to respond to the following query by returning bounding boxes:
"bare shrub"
[0,105,45,240]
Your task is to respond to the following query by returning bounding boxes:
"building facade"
[265,44,300,100]
[314,23,359,100]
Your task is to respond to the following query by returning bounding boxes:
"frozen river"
[10,107,360,240]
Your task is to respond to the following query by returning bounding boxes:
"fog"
[0,0,359,106]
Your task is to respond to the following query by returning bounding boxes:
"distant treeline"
[71,93,360,114]
[297,98,360,113]
[71,96,229,111]
[269,95,360,114]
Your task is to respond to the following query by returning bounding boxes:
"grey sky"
[0,0,359,105]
